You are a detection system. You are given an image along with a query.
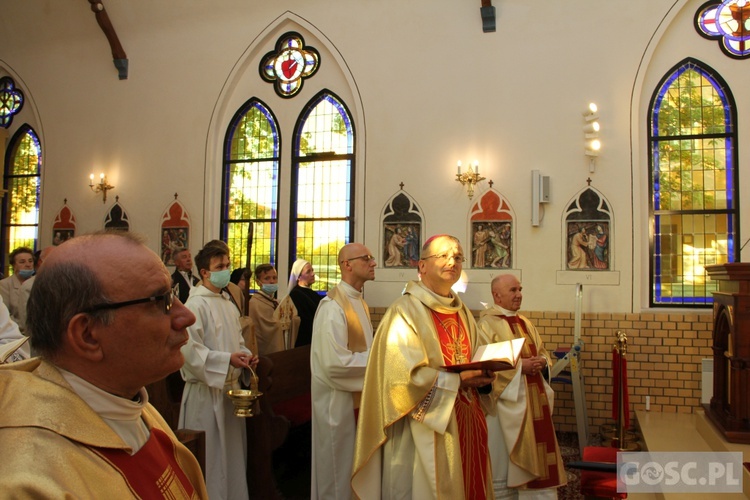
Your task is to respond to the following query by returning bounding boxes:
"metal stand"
[551,283,589,455]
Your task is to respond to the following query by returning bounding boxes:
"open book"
[442,337,526,372]
[0,336,29,364]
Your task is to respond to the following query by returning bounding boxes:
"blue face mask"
[208,269,231,289]
[261,283,278,295]
[17,269,34,279]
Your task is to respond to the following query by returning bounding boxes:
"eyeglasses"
[82,291,174,315]
[342,254,375,264]
[423,253,466,263]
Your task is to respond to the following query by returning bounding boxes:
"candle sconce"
[89,173,114,203]
[456,160,485,200]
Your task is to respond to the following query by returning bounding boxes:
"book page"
[0,336,29,364]
[442,337,526,373]
[472,337,525,365]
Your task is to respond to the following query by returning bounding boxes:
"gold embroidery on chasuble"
[431,310,470,365]
[534,443,551,481]
[430,310,489,500]
[156,465,193,498]
[529,382,545,421]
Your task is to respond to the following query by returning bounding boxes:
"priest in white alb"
[310,243,376,499]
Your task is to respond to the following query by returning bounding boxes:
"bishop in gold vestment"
[352,235,495,500]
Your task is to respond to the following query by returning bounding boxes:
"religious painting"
[382,191,423,268]
[161,197,191,266]
[383,223,421,268]
[52,202,76,246]
[564,187,612,271]
[161,227,189,266]
[472,221,512,269]
[469,189,515,269]
[566,221,609,270]
[52,229,74,246]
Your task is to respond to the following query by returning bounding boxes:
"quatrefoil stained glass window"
[695,0,750,59]
[260,32,320,98]
[0,77,24,128]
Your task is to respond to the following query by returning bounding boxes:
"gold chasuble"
[327,283,371,409]
[478,309,566,490]
[352,281,493,500]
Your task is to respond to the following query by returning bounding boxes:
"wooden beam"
[87,0,128,79]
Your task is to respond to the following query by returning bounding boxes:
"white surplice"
[179,284,251,500]
[310,281,373,500]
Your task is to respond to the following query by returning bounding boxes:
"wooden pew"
[248,345,312,499]
[147,345,311,497]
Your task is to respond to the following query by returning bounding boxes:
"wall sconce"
[456,160,485,199]
[89,172,114,203]
[583,102,601,172]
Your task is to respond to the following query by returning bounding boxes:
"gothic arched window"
[2,125,41,272]
[221,99,280,273]
[649,58,738,306]
[291,91,354,291]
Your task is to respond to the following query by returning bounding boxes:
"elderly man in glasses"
[353,234,495,500]
[178,241,258,500]
[310,242,376,499]
[0,231,208,498]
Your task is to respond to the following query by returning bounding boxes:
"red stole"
[92,428,200,499]
[431,310,489,500]
[501,315,564,489]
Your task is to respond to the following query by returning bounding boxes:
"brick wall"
[369,307,715,435]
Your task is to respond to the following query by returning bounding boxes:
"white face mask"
[261,283,278,295]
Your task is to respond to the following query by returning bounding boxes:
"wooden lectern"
[704,263,750,444]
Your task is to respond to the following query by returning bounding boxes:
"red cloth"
[431,310,489,500]
[612,348,630,428]
[92,428,199,499]
[580,446,627,499]
[272,393,312,427]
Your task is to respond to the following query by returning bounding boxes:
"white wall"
[1,0,746,312]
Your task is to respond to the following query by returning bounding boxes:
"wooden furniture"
[245,345,311,499]
[705,263,750,444]
[145,377,206,474]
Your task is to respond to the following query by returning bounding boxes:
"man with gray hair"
[477,274,565,499]
[172,246,199,304]
[353,234,495,499]
[0,231,208,498]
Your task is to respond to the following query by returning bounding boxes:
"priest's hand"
[522,356,546,376]
[459,369,495,388]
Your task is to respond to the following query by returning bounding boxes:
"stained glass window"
[260,32,320,98]
[695,0,750,59]
[291,91,354,292]
[0,77,24,128]
[2,125,41,272]
[649,58,738,306]
[221,99,280,276]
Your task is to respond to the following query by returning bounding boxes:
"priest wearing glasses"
[352,234,494,500]
[0,231,207,498]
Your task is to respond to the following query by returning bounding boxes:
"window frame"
[220,98,282,275]
[289,90,356,292]
[2,124,41,273]
[648,58,739,307]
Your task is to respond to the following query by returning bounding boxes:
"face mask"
[261,283,278,295]
[208,269,231,289]
[17,269,34,279]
